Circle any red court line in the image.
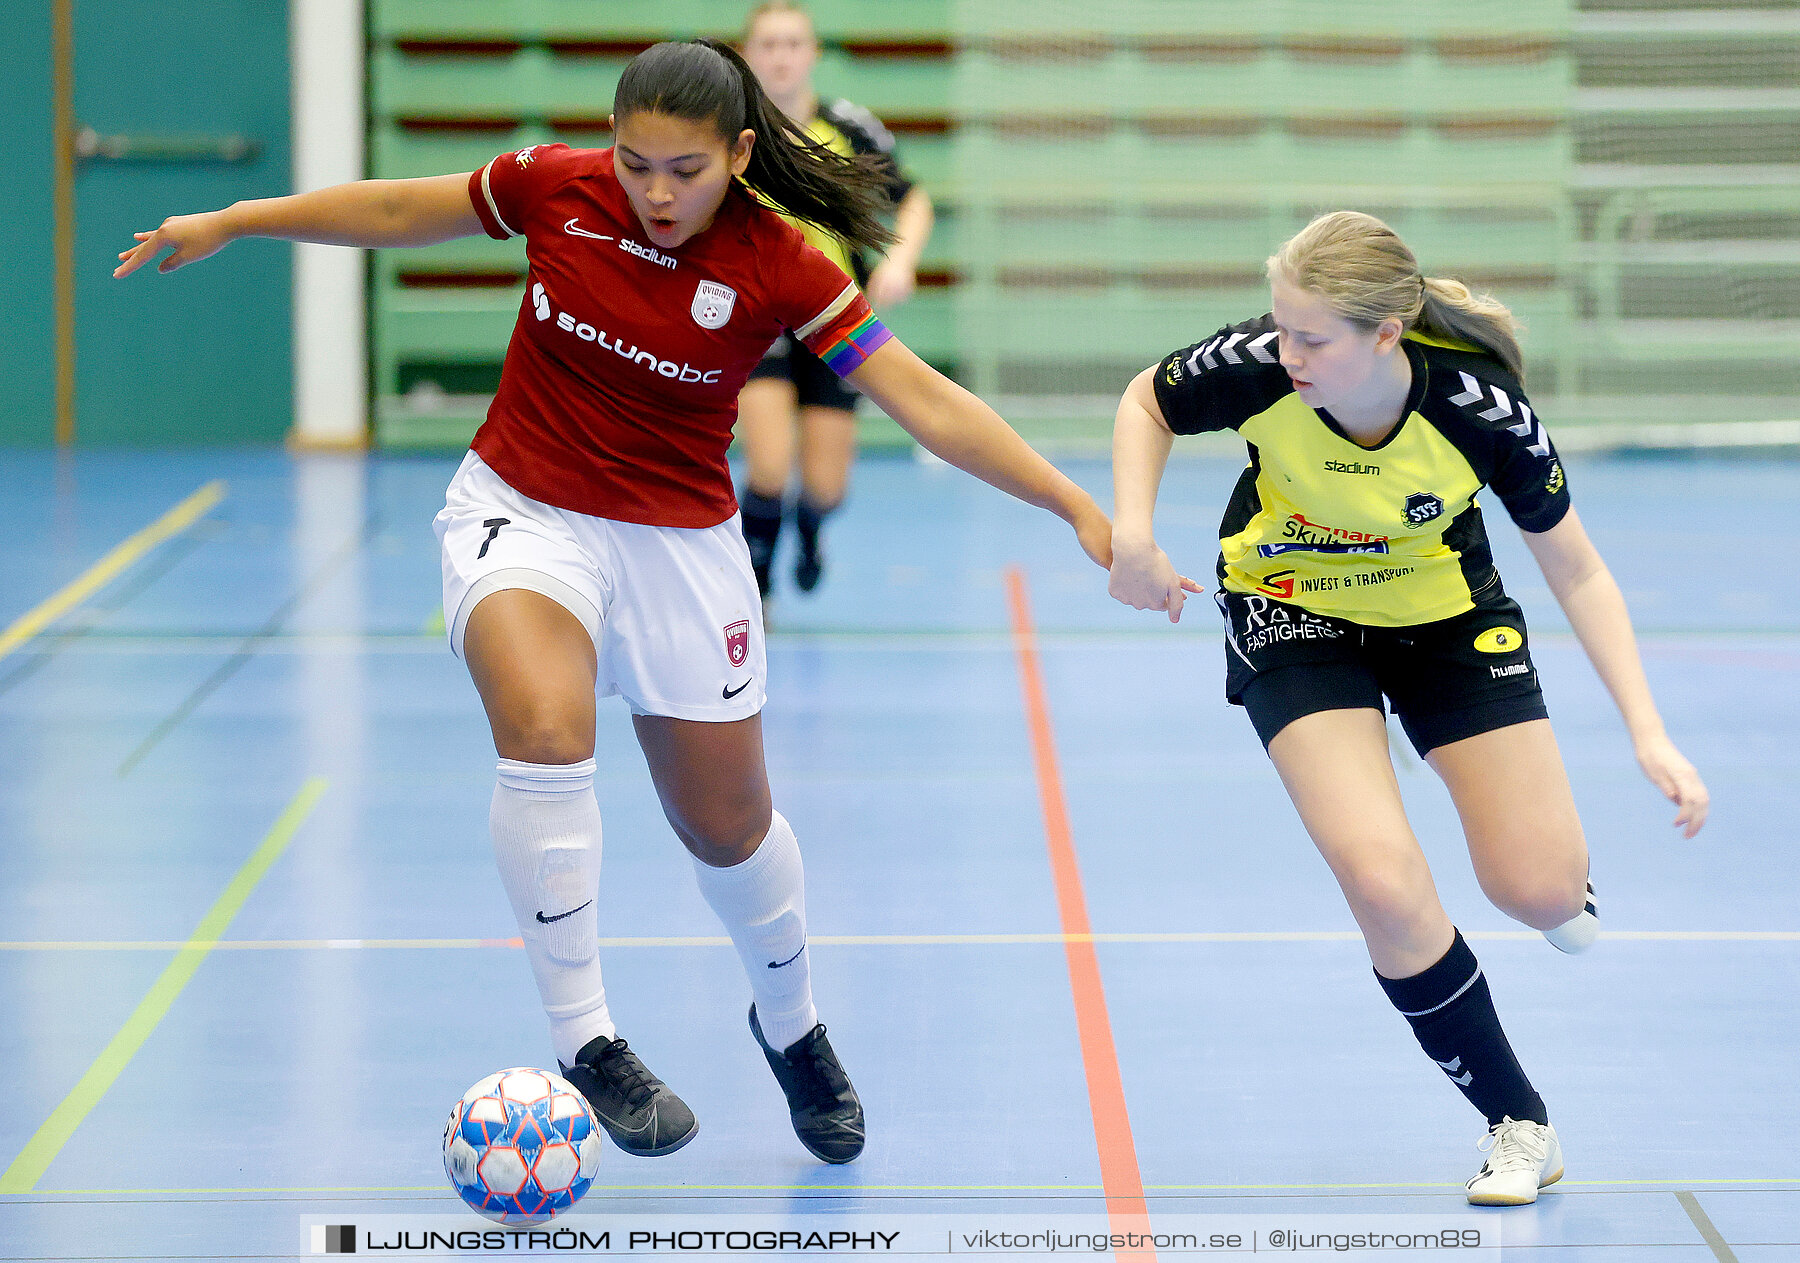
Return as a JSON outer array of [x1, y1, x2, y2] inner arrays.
[[1005, 566, 1156, 1258]]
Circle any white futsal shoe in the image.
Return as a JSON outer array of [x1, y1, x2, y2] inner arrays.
[[1466, 1117, 1564, 1205], [1544, 879, 1598, 954]]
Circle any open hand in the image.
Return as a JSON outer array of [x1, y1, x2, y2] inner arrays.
[[1634, 730, 1709, 838], [864, 259, 916, 309], [115, 210, 235, 278]]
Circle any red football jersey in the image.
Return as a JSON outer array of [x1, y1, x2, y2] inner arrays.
[[465, 145, 892, 527]]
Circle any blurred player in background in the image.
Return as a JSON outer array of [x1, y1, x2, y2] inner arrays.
[[119, 37, 1105, 1167], [736, 1, 936, 604], [1107, 211, 1708, 1204]]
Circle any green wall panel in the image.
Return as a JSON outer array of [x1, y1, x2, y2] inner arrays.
[[71, 0, 292, 445], [0, 6, 56, 445]]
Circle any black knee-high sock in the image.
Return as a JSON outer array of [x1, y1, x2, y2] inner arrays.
[[794, 494, 837, 562], [1375, 929, 1548, 1127], [739, 489, 784, 590]]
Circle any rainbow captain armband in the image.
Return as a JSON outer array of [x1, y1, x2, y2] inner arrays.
[[818, 310, 892, 375], [795, 284, 893, 376]]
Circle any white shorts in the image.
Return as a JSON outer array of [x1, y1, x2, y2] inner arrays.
[[434, 451, 766, 721]]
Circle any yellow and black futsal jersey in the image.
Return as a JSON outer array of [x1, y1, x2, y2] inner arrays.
[[1154, 313, 1570, 628], [780, 100, 914, 285]]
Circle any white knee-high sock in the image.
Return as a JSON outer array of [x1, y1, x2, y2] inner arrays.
[[491, 757, 615, 1065], [691, 810, 817, 1051]]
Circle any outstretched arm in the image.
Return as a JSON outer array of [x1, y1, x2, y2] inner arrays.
[[115, 173, 482, 277], [844, 339, 1111, 568], [1523, 508, 1709, 836], [1108, 366, 1205, 622]]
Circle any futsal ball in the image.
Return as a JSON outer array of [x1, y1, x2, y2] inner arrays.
[[442, 1068, 601, 1223]]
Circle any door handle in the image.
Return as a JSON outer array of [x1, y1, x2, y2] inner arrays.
[[74, 126, 261, 164]]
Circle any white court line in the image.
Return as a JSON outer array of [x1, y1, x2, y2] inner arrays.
[[8, 1175, 1799, 1198], [31, 628, 1800, 658], [2, 930, 1796, 952]]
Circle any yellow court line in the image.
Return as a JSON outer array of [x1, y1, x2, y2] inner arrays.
[[3, 929, 1798, 952], [0, 777, 328, 1195], [0, 480, 226, 664]]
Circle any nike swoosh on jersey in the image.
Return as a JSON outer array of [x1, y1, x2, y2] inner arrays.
[[722, 680, 751, 699], [563, 218, 614, 241]]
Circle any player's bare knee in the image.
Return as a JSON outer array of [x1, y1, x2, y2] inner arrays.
[[802, 485, 845, 514], [1337, 857, 1437, 939], [1481, 863, 1586, 931], [675, 802, 773, 868], [491, 702, 595, 765]]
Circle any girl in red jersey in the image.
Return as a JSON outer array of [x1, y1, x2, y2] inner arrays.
[[119, 38, 1110, 1166]]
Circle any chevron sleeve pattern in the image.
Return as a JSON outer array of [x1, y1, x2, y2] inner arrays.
[[1153, 314, 1291, 436], [1427, 353, 1572, 534]]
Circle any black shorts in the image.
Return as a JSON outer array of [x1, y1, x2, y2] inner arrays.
[[1217, 589, 1549, 756], [747, 332, 860, 412]]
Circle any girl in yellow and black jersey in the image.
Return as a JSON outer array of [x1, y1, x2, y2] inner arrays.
[[735, 0, 936, 603], [1109, 211, 1709, 1206]]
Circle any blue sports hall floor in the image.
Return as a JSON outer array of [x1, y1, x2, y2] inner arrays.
[[0, 446, 1795, 1261]]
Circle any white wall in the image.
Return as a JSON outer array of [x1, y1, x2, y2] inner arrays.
[[289, 0, 366, 448]]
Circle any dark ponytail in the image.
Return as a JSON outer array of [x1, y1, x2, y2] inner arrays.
[[612, 39, 896, 254]]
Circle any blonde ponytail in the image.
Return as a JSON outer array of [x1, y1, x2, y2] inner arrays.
[[1417, 275, 1524, 380], [1268, 211, 1526, 382]]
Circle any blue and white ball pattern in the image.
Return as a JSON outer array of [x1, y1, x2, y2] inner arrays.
[[442, 1068, 601, 1223]]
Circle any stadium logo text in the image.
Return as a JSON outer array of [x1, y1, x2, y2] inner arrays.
[[620, 238, 678, 269]]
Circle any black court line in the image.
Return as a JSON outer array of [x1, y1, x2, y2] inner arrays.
[[114, 516, 376, 779], [1676, 1190, 1740, 1262]]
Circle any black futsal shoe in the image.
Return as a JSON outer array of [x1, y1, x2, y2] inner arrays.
[[560, 1035, 698, 1157], [793, 547, 824, 593], [749, 1005, 865, 1164]]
